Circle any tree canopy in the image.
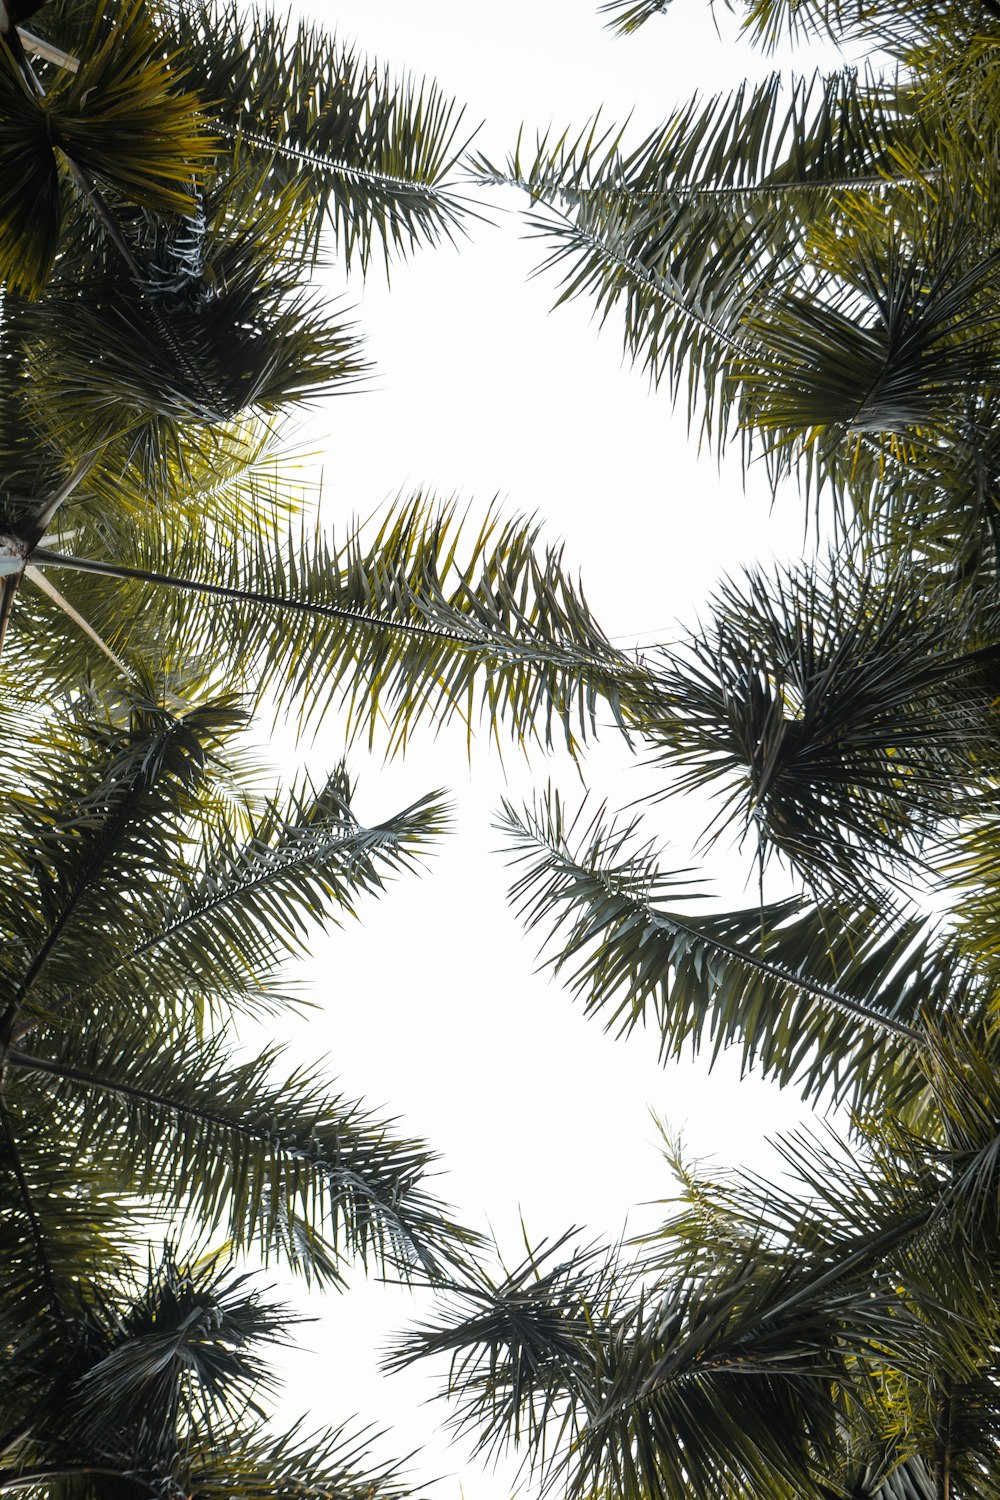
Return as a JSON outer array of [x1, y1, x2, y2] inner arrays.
[[5, 0, 1000, 1498]]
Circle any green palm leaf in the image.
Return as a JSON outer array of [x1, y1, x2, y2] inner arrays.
[[386, 1233, 627, 1471], [498, 788, 977, 1108], [641, 556, 1000, 893], [9, 1028, 472, 1281], [0, 0, 213, 297], [0, 686, 241, 1027], [474, 70, 937, 440], [61, 774, 450, 1033], [160, 0, 472, 271], [18, 183, 364, 477], [26, 498, 645, 748]]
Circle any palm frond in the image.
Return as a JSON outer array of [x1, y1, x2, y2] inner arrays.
[[474, 71, 938, 441], [386, 1232, 628, 1472], [161, 0, 473, 272], [598, 0, 671, 36], [60, 774, 450, 1033], [497, 788, 975, 1108], [0, 685, 244, 1023], [185, 1420, 414, 1500], [27, 497, 646, 748], [19, 197, 364, 477], [0, 1094, 133, 1349], [737, 221, 1000, 495], [0, 0, 213, 297], [59, 1251, 286, 1459], [641, 555, 1000, 893], [8, 1028, 475, 1281]]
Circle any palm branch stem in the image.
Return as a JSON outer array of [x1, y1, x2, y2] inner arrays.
[[0, 1100, 63, 1322], [489, 164, 900, 207], [555, 210, 742, 352], [0, 10, 41, 96], [219, 121, 454, 197], [8, 1047, 375, 1181], [934, 1386, 952, 1500], [638, 905, 923, 1043], [65, 160, 142, 274], [0, 575, 20, 660], [30, 546, 529, 651], [23, 565, 133, 678], [474, 163, 745, 351], [26, 455, 100, 544]]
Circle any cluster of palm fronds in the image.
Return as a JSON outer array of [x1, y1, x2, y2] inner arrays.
[[10, 0, 1000, 1494], [0, 0, 480, 1468], [0, 1, 644, 1496], [380, 0, 1000, 1496]]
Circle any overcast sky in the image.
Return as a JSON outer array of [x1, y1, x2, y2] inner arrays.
[[255, 4, 858, 1495]]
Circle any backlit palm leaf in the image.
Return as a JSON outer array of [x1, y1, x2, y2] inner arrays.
[[497, 788, 978, 1109], [641, 556, 1000, 892], [0, 0, 213, 297], [25, 498, 646, 749], [9, 1028, 470, 1281], [151, 0, 472, 272]]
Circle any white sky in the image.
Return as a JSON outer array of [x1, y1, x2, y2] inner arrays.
[[254, 3, 860, 1495]]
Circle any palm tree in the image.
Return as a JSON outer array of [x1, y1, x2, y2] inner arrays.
[[0, 5, 652, 1494], [474, 0, 1000, 572], [374, 4, 1000, 1497], [0, 1241, 426, 1500], [0, 667, 482, 1496], [0, 0, 642, 756], [392, 1046, 1000, 1497]]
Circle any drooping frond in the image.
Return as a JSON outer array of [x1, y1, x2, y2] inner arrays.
[[641, 555, 1000, 893], [497, 788, 976, 1109], [473, 70, 939, 446], [43, 1251, 287, 1463], [155, 0, 473, 272], [386, 1232, 629, 1473], [9, 1028, 474, 1282], [60, 774, 450, 1032]]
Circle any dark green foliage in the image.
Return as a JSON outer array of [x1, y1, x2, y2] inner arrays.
[[374, 2, 1000, 1497]]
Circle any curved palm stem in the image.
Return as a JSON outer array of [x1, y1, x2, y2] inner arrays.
[[11, 1048, 259, 1136], [0, 1102, 61, 1321], [25, 454, 96, 543], [639, 908, 923, 1043], [218, 123, 454, 200], [23, 566, 131, 677], [31, 547, 485, 647]]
